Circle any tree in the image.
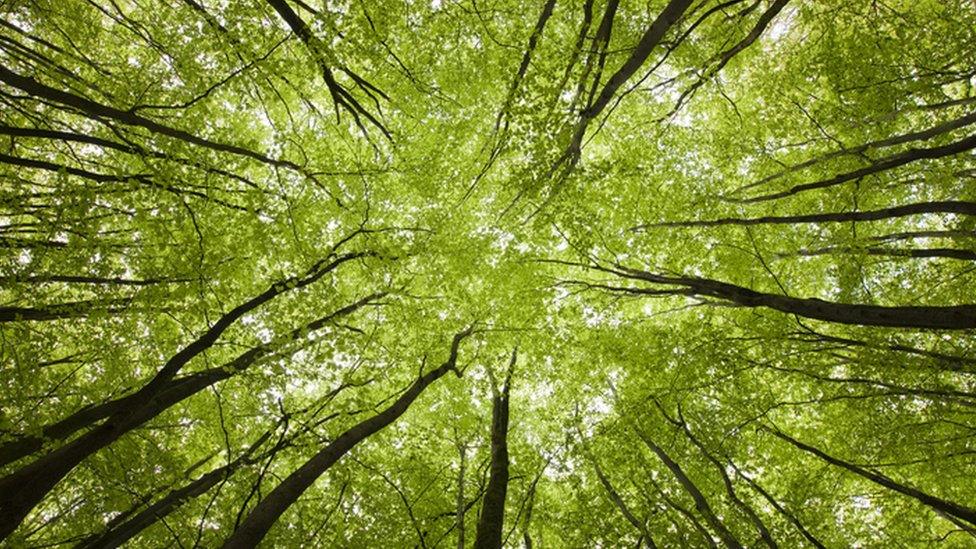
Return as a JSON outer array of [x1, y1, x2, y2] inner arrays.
[[1, 0, 974, 546]]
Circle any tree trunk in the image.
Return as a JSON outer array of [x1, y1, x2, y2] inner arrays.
[[474, 348, 516, 549], [769, 428, 976, 527], [0, 66, 301, 172], [634, 427, 743, 549], [612, 265, 976, 330], [743, 133, 976, 203], [640, 200, 976, 229], [0, 258, 368, 541], [456, 442, 467, 549], [0, 293, 379, 468], [78, 430, 276, 549], [221, 328, 472, 548]]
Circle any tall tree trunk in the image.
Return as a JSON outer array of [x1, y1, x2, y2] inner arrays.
[[730, 464, 827, 549], [660, 405, 776, 548], [0, 255, 367, 541], [634, 427, 743, 549], [785, 245, 976, 261], [456, 441, 467, 549], [631, 200, 976, 231], [473, 348, 517, 549], [0, 299, 130, 322], [606, 264, 976, 330], [638, 200, 976, 229], [581, 435, 658, 548], [734, 110, 976, 196], [582, 0, 694, 120], [742, 133, 976, 203], [78, 429, 278, 549], [221, 327, 473, 548], [0, 293, 380, 468], [0, 66, 302, 172], [768, 428, 976, 527]]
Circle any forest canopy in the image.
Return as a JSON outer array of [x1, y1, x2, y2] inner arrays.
[[1, 0, 975, 546]]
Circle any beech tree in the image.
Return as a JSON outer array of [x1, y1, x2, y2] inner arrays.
[[1, 0, 974, 547]]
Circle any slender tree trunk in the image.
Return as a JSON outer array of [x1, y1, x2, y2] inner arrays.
[[638, 200, 976, 229], [768, 428, 976, 526], [777, 246, 976, 261], [786, 246, 976, 261], [0, 299, 130, 322], [221, 328, 473, 548], [456, 442, 467, 549], [789, 330, 976, 373], [649, 477, 718, 548], [735, 111, 976, 196], [610, 265, 976, 329], [583, 0, 694, 120], [78, 430, 276, 549], [667, 0, 790, 117], [0, 372, 213, 467], [730, 464, 827, 549], [474, 349, 516, 549], [743, 133, 976, 203], [0, 256, 367, 540], [662, 407, 776, 548], [0, 66, 302, 172], [634, 428, 743, 549], [584, 441, 658, 548], [264, 0, 389, 137], [0, 294, 380, 468]]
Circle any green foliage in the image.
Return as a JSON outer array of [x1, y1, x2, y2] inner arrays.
[[1, 0, 975, 547]]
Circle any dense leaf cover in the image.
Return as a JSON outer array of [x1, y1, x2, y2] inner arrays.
[[1, 0, 975, 546]]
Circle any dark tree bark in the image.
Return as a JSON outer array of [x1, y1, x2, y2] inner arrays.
[[636, 200, 976, 229], [0, 124, 265, 191], [578, 425, 658, 548], [634, 427, 743, 549], [562, 0, 693, 162], [730, 463, 827, 549], [0, 252, 366, 541], [456, 440, 467, 549], [221, 327, 474, 548], [668, 0, 790, 117], [0, 293, 380, 467], [768, 428, 976, 527], [735, 111, 976, 196], [474, 348, 517, 549], [0, 152, 249, 212], [788, 330, 976, 374], [77, 429, 279, 549], [265, 0, 389, 137], [0, 274, 185, 286], [659, 405, 776, 548], [582, 0, 694, 121], [604, 264, 976, 330], [0, 66, 304, 172], [649, 476, 719, 548], [0, 299, 130, 322], [786, 246, 976, 261], [742, 133, 976, 203]]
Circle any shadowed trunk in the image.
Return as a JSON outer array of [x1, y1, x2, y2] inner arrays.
[[604, 264, 976, 330], [768, 428, 976, 527], [578, 424, 658, 548], [634, 427, 743, 549], [474, 348, 516, 549], [638, 200, 976, 229], [221, 327, 473, 548], [0, 253, 366, 541], [77, 429, 278, 549], [0, 293, 380, 468]]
